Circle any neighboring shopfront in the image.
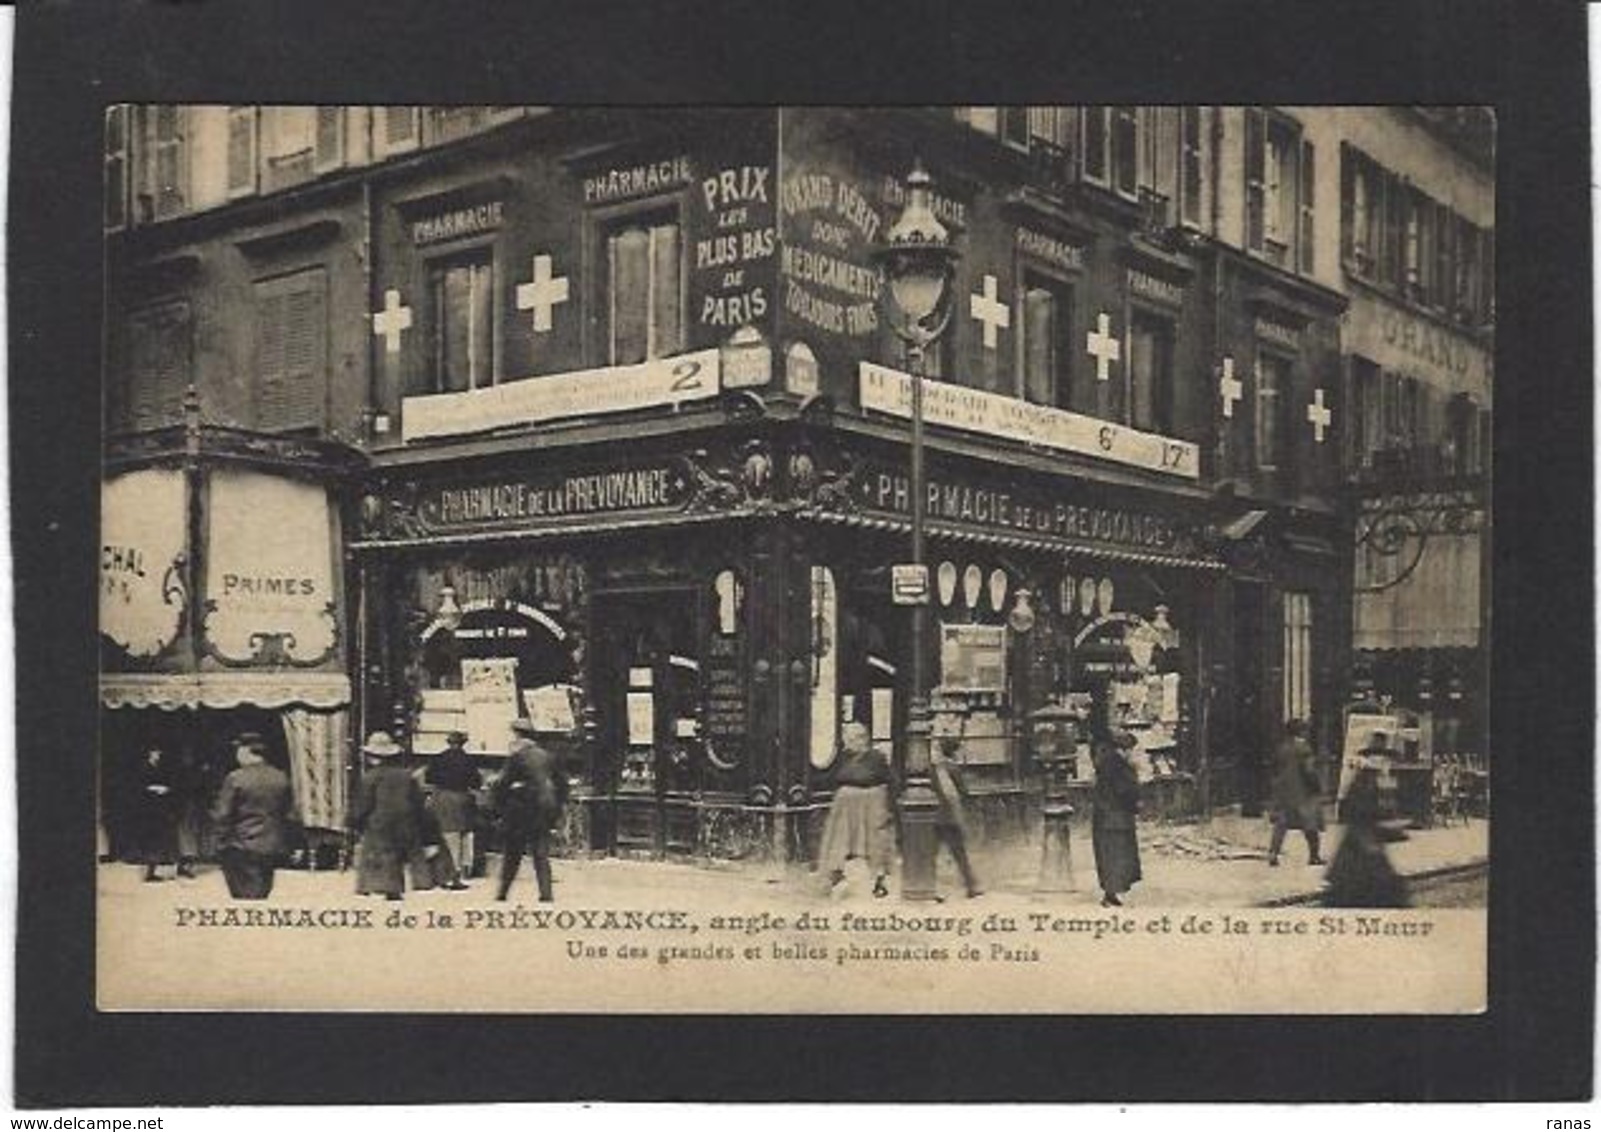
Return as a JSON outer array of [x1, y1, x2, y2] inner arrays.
[[99, 443, 354, 862]]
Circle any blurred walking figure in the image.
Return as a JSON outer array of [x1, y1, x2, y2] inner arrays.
[[1091, 722, 1142, 907], [211, 733, 295, 899], [1324, 769, 1411, 908], [931, 739, 982, 899], [132, 746, 179, 883], [1268, 719, 1325, 867], [493, 718, 569, 902], [352, 731, 424, 901], [817, 722, 894, 898], [425, 730, 482, 880], [409, 805, 467, 892]]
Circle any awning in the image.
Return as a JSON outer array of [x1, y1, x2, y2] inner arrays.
[[798, 510, 1226, 572], [100, 671, 352, 711]]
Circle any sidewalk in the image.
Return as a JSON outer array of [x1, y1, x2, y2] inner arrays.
[[99, 812, 1487, 911]]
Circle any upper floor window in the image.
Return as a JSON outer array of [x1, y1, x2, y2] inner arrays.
[[254, 269, 328, 432], [137, 105, 188, 223], [429, 249, 497, 393], [1179, 107, 1205, 227], [104, 106, 131, 231], [1128, 310, 1175, 435], [1081, 107, 1140, 198], [1254, 350, 1290, 471], [1017, 272, 1073, 409], [118, 301, 192, 431], [1245, 109, 1313, 273], [603, 210, 684, 366]]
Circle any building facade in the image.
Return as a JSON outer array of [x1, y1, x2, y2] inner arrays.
[[100, 106, 1492, 861]]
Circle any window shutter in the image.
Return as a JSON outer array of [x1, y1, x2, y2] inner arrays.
[[226, 106, 258, 198], [1082, 108, 1108, 183], [1112, 107, 1138, 197], [1339, 143, 1355, 264], [104, 105, 130, 230], [1180, 107, 1204, 227], [379, 107, 420, 155], [1000, 107, 1029, 149], [314, 107, 345, 172], [649, 222, 683, 358], [1298, 138, 1315, 274], [1244, 109, 1265, 251], [153, 106, 187, 218], [126, 303, 191, 429], [256, 271, 326, 431]]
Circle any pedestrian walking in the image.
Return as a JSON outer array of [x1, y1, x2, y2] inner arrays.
[[817, 722, 894, 897], [492, 718, 569, 903], [132, 746, 180, 883], [210, 733, 296, 900], [1268, 718, 1325, 867], [408, 805, 467, 892], [352, 731, 425, 901], [424, 730, 482, 881], [1323, 768, 1411, 908], [1091, 722, 1142, 907], [930, 740, 983, 899]]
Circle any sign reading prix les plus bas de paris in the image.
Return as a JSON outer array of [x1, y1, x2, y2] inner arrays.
[[403, 350, 722, 443], [859, 362, 1200, 480]]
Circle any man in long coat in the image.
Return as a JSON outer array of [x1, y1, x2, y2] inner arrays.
[[1091, 728, 1142, 907], [1268, 718, 1325, 867], [352, 731, 424, 900], [493, 718, 569, 902], [211, 733, 295, 899]]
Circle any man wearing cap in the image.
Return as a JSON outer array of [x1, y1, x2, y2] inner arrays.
[[352, 731, 425, 901], [425, 730, 483, 881], [492, 718, 569, 902], [210, 732, 295, 900]]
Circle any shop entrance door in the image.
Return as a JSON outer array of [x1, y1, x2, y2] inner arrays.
[[1232, 582, 1268, 816], [590, 586, 702, 858]]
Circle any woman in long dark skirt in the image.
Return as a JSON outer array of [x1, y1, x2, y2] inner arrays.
[[1091, 725, 1142, 907], [132, 747, 180, 882]]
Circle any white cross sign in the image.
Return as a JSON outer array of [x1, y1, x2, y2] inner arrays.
[[516, 254, 570, 333], [969, 274, 1010, 350], [1086, 311, 1120, 381], [371, 289, 413, 355], [1219, 356, 1244, 419], [1307, 387, 1333, 443]]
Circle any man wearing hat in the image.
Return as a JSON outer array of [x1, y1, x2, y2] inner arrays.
[[492, 717, 570, 902], [425, 730, 483, 881], [351, 730, 424, 900], [210, 732, 295, 899]]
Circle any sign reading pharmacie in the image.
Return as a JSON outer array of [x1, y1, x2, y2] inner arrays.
[[859, 362, 1200, 481], [853, 463, 1197, 557], [403, 349, 721, 443], [399, 462, 693, 536]]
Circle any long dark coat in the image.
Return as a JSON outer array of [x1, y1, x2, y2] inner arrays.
[[132, 756, 181, 864], [493, 739, 567, 831], [1270, 736, 1324, 832], [211, 762, 295, 856], [353, 762, 425, 896], [1091, 742, 1142, 896]]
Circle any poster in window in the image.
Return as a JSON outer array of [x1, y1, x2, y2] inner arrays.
[[939, 623, 1008, 692], [461, 657, 520, 752], [627, 691, 656, 746]]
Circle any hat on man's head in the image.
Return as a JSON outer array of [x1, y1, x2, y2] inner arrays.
[[234, 731, 267, 754], [445, 730, 470, 747], [361, 730, 404, 758]]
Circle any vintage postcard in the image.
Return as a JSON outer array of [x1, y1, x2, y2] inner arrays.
[[96, 105, 1490, 1013]]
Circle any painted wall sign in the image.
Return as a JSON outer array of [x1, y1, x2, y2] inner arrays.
[[403, 349, 721, 442], [1253, 316, 1301, 351], [203, 471, 339, 668], [779, 168, 884, 338], [1128, 268, 1185, 307], [418, 464, 687, 531], [881, 173, 968, 229], [411, 200, 505, 245], [582, 155, 695, 204], [859, 362, 1201, 480], [858, 467, 1185, 553], [1342, 293, 1489, 395], [100, 468, 188, 659], [1016, 228, 1085, 272], [694, 164, 776, 328]]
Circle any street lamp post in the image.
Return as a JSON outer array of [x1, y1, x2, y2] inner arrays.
[[873, 161, 959, 902]]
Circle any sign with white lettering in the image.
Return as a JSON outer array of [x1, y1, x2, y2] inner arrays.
[[462, 657, 521, 753], [418, 464, 687, 531], [1128, 268, 1185, 307], [859, 362, 1201, 480], [1343, 291, 1490, 397], [583, 156, 695, 205], [101, 469, 188, 659], [403, 349, 721, 442], [411, 201, 505, 245], [1016, 228, 1085, 272], [203, 471, 339, 667]]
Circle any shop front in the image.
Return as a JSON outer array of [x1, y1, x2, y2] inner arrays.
[[99, 458, 352, 865]]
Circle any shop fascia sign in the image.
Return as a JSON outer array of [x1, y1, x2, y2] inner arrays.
[[404, 349, 721, 443], [859, 362, 1200, 480], [410, 462, 690, 534]]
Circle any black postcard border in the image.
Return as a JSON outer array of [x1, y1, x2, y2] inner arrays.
[[10, 0, 1593, 1105]]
